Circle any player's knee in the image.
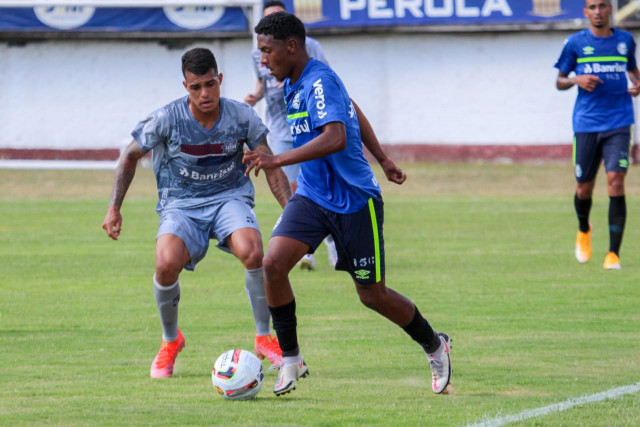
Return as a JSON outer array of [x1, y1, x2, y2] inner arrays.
[[357, 287, 384, 310], [263, 253, 285, 279], [239, 247, 264, 270], [155, 257, 182, 284]]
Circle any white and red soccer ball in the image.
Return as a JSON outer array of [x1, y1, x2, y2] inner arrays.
[[212, 349, 264, 400]]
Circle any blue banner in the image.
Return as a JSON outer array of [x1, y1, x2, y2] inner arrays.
[[0, 1, 584, 33], [0, 6, 247, 32], [284, 0, 585, 28]]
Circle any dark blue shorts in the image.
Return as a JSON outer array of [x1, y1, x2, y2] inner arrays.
[[272, 194, 385, 285], [573, 126, 631, 183]]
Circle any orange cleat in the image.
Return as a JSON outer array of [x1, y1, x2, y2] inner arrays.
[[603, 252, 621, 270], [254, 334, 283, 371], [150, 329, 185, 378], [575, 225, 592, 263]]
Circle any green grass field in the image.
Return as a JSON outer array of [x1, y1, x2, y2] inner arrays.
[[1, 163, 639, 426]]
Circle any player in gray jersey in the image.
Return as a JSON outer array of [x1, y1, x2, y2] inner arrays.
[[244, 0, 336, 271], [102, 47, 292, 379]]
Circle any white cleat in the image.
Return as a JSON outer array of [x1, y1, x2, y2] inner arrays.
[[325, 235, 338, 268], [428, 333, 452, 394], [273, 358, 309, 396], [299, 254, 316, 271]]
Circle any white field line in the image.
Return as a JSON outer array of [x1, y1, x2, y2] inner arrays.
[[0, 160, 117, 170], [467, 382, 640, 427]]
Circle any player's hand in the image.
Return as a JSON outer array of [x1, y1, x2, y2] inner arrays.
[[243, 150, 278, 177], [575, 74, 603, 92], [102, 206, 122, 240], [628, 81, 640, 97], [380, 158, 407, 185], [244, 94, 258, 106]]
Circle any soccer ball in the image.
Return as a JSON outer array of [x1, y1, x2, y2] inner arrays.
[[212, 349, 264, 400]]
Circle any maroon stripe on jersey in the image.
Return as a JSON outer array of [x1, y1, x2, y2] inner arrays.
[[181, 144, 224, 156]]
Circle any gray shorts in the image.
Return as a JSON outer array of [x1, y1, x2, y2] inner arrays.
[[269, 138, 300, 183], [157, 199, 260, 271]]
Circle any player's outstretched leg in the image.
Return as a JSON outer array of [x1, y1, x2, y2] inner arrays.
[[274, 356, 309, 396]]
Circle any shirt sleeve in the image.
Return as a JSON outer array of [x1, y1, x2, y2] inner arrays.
[[131, 107, 171, 153], [245, 105, 269, 150], [305, 73, 348, 130], [554, 37, 577, 75]]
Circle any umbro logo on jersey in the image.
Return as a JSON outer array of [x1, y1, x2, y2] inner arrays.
[[583, 46, 595, 55], [313, 78, 328, 119]]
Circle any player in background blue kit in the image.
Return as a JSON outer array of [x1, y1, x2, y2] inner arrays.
[[555, 0, 640, 270], [244, 0, 336, 271], [244, 12, 452, 396], [102, 48, 291, 378]]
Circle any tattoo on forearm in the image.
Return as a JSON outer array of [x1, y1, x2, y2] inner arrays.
[[266, 169, 292, 208]]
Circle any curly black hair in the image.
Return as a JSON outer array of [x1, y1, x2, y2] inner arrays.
[[264, 0, 286, 9], [181, 47, 218, 77], [254, 11, 305, 43]]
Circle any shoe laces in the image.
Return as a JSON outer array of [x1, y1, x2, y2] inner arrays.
[[258, 335, 281, 355]]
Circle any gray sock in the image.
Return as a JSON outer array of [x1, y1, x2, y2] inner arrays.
[[153, 275, 180, 342], [245, 267, 271, 336]]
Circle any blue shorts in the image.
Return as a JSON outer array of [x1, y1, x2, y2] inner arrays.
[[157, 199, 260, 271], [272, 194, 385, 285], [574, 126, 631, 183], [268, 138, 300, 183]]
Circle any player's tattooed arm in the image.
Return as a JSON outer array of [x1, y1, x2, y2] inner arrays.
[[253, 138, 292, 208], [102, 140, 146, 240]]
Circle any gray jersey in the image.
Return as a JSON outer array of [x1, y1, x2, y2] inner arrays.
[[251, 36, 328, 144], [132, 96, 268, 212]]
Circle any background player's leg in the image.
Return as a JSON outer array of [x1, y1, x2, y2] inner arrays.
[[575, 180, 595, 263], [606, 171, 626, 268]]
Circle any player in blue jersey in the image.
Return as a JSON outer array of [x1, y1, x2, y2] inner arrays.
[[555, 0, 640, 270], [244, 12, 452, 396], [244, 0, 336, 271], [101, 48, 292, 378]]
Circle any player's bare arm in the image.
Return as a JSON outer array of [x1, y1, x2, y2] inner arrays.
[[556, 70, 602, 92], [101, 139, 146, 240], [243, 121, 346, 176], [352, 99, 406, 185], [628, 67, 640, 96], [253, 138, 292, 208]]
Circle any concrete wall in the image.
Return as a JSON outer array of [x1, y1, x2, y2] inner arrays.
[[0, 30, 634, 156]]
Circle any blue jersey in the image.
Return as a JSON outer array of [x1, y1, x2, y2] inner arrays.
[[555, 28, 637, 133], [132, 96, 268, 212], [284, 59, 380, 214]]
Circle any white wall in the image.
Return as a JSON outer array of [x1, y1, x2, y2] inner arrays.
[[0, 30, 626, 150]]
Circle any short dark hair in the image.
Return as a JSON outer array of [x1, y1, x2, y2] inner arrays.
[[255, 11, 305, 43], [181, 47, 218, 77], [264, 0, 286, 9]]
